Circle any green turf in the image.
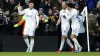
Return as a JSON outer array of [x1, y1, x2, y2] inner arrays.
[[0, 52, 100, 56]]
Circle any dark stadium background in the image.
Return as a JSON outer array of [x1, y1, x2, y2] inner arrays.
[[0, 0, 100, 52]]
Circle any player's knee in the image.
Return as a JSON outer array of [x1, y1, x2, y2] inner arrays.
[[71, 34, 75, 39], [31, 36, 34, 39], [62, 35, 66, 39], [23, 35, 28, 39], [71, 34, 77, 39]]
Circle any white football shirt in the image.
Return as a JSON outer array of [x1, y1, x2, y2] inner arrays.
[[18, 7, 39, 29], [60, 9, 70, 27]]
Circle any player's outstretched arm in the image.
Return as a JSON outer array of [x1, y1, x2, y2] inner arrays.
[[17, 2, 25, 15]]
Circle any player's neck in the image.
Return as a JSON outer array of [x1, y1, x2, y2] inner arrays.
[[29, 8, 33, 10], [68, 7, 71, 10], [63, 8, 67, 10], [68, 7, 72, 11]]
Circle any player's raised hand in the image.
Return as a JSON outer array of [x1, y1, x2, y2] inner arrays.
[[14, 24, 19, 28], [18, 2, 21, 7]]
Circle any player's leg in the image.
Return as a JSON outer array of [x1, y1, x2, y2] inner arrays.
[[23, 35, 30, 52], [23, 35, 30, 47], [71, 34, 79, 52], [57, 35, 66, 52], [23, 28, 30, 52], [71, 28, 82, 52], [65, 26, 74, 52], [28, 29, 35, 52], [29, 36, 35, 52], [57, 25, 70, 52], [66, 38, 75, 52]]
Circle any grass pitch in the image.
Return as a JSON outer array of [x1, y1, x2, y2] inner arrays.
[[0, 52, 100, 56]]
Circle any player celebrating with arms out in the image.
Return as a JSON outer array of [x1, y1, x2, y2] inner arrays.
[[14, 1, 39, 52], [56, 1, 75, 52]]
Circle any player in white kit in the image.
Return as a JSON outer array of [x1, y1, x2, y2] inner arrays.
[[56, 1, 75, 52], [16, 1, 39, 52], [66, 3, 82, 52]]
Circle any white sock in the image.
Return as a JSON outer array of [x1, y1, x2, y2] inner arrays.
[[66, 38, 74, 48], [74, 43, 78, 50], [72, 38, 81, 48], [24, 38, 30, 48], [59, 39, 65, 50], [30, 39, 34, 51]]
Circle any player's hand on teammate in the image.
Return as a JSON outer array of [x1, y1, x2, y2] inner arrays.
[[14, 24, 19, 28], [36, 25, 39, 29]]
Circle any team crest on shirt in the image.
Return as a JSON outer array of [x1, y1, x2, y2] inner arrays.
[[26, 15, 32, 17], [63, 15, 66, 19]]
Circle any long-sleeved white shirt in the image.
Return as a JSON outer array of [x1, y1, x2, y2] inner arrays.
[[59, 9, 70, 27], [18, 7, 39, 29]]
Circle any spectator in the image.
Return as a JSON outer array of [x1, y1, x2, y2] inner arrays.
[[39, 8, 49, 35], [13, 9, 23, 22], [53, 6, 59, 19], [68, 0, 75, 3], [88, 10, 97, 51], [39, 0, 45, 9], [96, 26, 100, 51], [23, 1, 29, 9], [44, 0, 53, 15], [58, 0, 63, 4], [8, 0, 17, 14], [96, 40, 100, 51], [96, 0, 100, 26], [96, 0, 100, 51], [39, 8, 49, 23], [25, 0, 30, 3], [48, 8, 57, 36]]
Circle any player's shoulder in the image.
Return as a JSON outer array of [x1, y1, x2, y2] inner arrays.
[[60, 9, 64, 13], [32, 8, 38, 12], [24, 8, 29, 10], [72, 8, 77, 12], [72, 8, 78, 14]]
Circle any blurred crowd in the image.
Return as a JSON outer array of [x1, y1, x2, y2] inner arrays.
[[0, 0, 100, 51]]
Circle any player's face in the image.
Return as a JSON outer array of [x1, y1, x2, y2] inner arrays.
[[29, 3, 34, 9], [62, 4, 66, 9]]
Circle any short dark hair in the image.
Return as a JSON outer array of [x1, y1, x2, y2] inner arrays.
[[66, 2, 74, 8], [29, 1, 34, 3], [90, 8, 97, 15], [14, 9, 18, 12]]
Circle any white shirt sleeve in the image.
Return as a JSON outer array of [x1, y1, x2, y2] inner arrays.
[[59, 10, 62, 18], [35, 10, 39, 26], [65, 9, 77, 20], [18, 7, 26, 15], [76, 15, 85, 22]]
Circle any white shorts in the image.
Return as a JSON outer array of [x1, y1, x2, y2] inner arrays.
[[61, 25, 70, 37], [23, 27, 36, 36], [71, 28, 79, 36]]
